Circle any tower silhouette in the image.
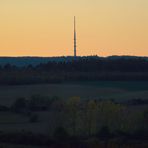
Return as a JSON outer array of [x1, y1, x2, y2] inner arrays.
[[74, 16, 77, 57]]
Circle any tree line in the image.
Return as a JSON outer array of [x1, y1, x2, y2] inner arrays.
[[0, 95, 148, 147], [1, 57, 148, 84]]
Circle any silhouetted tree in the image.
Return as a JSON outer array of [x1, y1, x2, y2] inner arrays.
[[11, 97, 28, 113]]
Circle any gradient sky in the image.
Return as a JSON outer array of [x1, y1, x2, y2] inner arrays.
[[0, 0, 148, 57]]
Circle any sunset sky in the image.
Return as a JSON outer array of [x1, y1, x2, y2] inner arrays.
[[0, 0, 148, 57]]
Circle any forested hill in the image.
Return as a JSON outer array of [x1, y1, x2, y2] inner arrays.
[[0, 56, 73, 67], [0, 55, 147, 67], [1, 55, 148, 84]]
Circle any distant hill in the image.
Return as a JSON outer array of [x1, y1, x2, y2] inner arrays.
[[0, 56, 74, 67], [1, 55, 148, 84], [0, 56, 147, 67]]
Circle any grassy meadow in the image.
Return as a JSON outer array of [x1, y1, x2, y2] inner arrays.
[[0, 81, 148, 106], [0, 81, 147, 147]]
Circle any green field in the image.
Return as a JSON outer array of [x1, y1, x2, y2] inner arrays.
[[0, 81, 148, 134], [0, 81, 148, 106]]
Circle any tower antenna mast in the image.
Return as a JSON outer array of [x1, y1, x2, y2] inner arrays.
[[74, 16, 77, 57]]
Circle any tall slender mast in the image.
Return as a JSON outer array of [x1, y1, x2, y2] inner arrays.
[[74, 16, 77, 57]]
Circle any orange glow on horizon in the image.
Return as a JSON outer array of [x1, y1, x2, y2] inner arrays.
[[0, 0, 148, 57]]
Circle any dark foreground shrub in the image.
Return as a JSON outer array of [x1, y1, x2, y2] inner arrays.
[[53, 127, 70, 142], [29, 114, 39, 123], [11, 97, 28, 113], [0, 105, 9, 111], [96, 126, 112, 140]]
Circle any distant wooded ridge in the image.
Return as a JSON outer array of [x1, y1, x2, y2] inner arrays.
[[0, 55, 148, 67], [0, 56, 148, 84]]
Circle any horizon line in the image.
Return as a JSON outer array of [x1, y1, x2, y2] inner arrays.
[[0, 55, 147, 58]]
